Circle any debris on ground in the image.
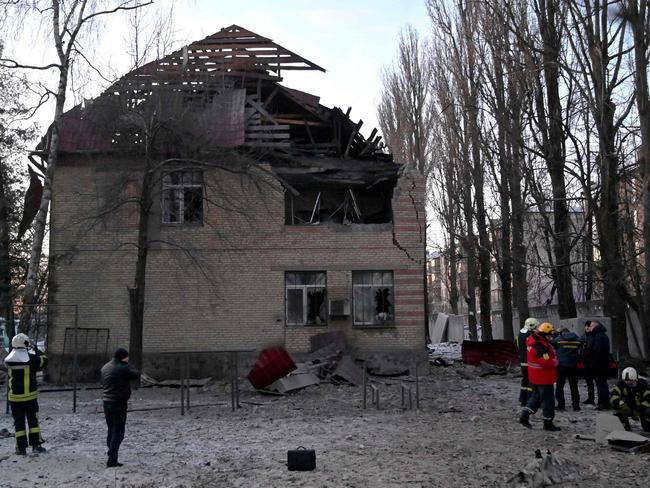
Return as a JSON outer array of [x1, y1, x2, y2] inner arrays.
[[427, 341, 462, 364], [247, 347, 297, 389], [506, 450, 595, 487]]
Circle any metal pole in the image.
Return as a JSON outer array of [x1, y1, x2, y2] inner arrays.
[[73, 305, 78, 414], [234, 352, 239, 409], [230, 352, 236, 412], [185, 354, 190, 412], [415, 362, 420, 409], [362, 362, 367, 409], [180, 356, 185, 416]]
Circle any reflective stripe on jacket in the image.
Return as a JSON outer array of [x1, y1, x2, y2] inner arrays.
[[552, 331, 581, 368], [526, 332, 558, 385], [610, 378, 650, 416], [4, 349, 46, 402]]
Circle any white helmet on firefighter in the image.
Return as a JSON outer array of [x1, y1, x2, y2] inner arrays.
[[524, 317, 539, 331], [622, 367, 638, 381], [11, 333, 31, 349]]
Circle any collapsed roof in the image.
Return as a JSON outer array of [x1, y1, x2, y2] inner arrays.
[[47, 25, 399, 188]]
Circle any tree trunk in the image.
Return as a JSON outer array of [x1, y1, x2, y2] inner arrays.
[[128, 163, 153, 380], [537, 0, 576, 318], [0, 159, 13, 334]]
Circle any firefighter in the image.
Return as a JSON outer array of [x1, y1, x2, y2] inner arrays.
[[610, 367, 650, 432], [518, 322, 561, 431], [552, 327, 582, 411], [516, 317, 539, 406], [4, 333, 47, 455]]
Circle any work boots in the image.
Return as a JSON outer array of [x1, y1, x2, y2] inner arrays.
[[519, 410, 532, 429], [543, 420, 561, 432], [32, 445, 46, 454], [15, 447, 26, 455]]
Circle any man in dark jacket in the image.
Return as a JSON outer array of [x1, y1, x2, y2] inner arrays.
[[4, 333, 47, 455], [515, 317, 539, 406], [586, 321, 611, 409], [610, 367, 650, 432], [101, 348, 140, 468], [580, 321, 595, 404], [552, 328, 582, 411]]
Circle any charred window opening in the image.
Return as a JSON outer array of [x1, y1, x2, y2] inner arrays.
[[285, 271, 327, 326], [285, 184, 393, 225], [162, 170, 203, 224], [353, 271, 394, 327]]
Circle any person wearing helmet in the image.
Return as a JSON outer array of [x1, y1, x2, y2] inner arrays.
[[515, 317, 539, 406], [552, 327, 582, 411], [610, 367, 650, 432], [518, 322, 561, 431], [3, 333, 47, 455]]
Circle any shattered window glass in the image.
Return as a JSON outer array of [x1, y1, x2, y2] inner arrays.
[[352, 271, 394, 326], [162, 170, 203, 224], [285, 271, 327, 326]]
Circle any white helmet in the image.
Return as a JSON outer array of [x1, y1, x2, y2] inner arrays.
[[11, 333, 31, 349], [622, 367, 638, 381], [524, 317, 539, 331]]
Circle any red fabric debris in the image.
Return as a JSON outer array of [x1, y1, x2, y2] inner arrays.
[[247, 347, 296, 389], [461, 340, 519, 367]]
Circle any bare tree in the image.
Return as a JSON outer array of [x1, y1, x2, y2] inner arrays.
[[0, 0, 152, 325]]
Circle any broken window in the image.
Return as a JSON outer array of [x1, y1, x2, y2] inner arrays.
[[285, 271, 327, 326], [162, 170, 203, 224], [352, 271, 394, 326], [285, 186, 393, 225]]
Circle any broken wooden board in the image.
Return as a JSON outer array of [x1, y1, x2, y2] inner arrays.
[[268, 373, 320, 393], [140, 372, 212, 388], [606, 430, 650, 452]]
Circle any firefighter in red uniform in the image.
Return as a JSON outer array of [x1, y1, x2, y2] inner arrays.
[[518, 322, 561, 431]]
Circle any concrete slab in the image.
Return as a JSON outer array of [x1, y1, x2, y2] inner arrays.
[[430, 313, 449, 344], [332, 355, 364, 385], [595, 413, 626, 444], [269, 373, 320, 393]]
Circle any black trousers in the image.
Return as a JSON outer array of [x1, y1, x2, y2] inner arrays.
[[555, 366, 580, 409], [583, 368, 595, 401], [519, 366, 532, 407], [10, 399, 43, 450], [104, 400, 128, 463], [525, 384, 555, 421], [593, 370, 610, 408]]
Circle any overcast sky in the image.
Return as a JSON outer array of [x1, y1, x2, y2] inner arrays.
[[6, 0, 431, 139]]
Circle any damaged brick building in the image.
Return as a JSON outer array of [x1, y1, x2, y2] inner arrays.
[[44, 25, 426, 379]]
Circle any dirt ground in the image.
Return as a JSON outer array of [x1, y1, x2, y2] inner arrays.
[[1, 363, 649, 488]]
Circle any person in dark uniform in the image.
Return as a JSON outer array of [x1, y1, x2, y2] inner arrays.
[[101, 348, 140, 468], [4, 333, 47, 455], [552, 328, 582, 411], [516, 317, 539, 406], [610, 367, 650, 432]]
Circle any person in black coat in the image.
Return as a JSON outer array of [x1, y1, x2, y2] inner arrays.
[[586, 321, 611, 409], [552, 328, 582, 411], [101, 348, 141, 468], [580, 321, 595, 404]]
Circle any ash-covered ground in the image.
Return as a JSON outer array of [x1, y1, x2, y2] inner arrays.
[[1, 363, 648, 488]]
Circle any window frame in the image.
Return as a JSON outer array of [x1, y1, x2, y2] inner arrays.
[[161, 169, 204, 225], [284, 271, 328, 327], [352, 270, 395, 327]]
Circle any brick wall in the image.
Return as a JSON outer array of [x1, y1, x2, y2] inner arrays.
[[49, 157, 426, 377]]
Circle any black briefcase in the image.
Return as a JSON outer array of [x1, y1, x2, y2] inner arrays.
[[287, 447, 316, 471]]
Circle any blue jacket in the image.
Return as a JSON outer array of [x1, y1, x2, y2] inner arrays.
[[552, 331, 581, 368]]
